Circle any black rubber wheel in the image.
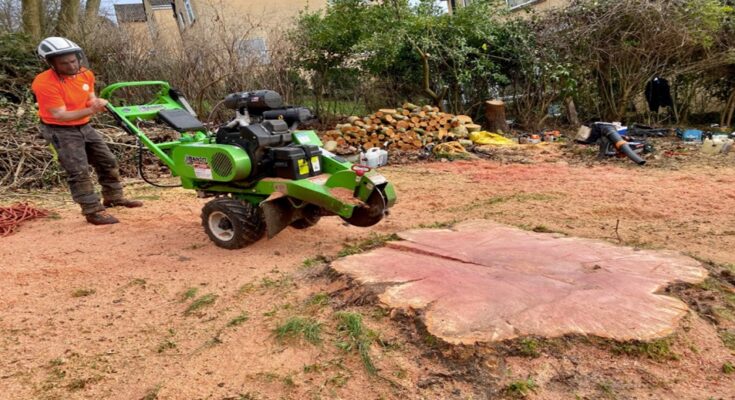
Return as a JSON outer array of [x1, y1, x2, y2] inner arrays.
[[290, 205, 321, 229], [201, 197, 265, 249]]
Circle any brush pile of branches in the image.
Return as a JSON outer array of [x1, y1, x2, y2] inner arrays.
[[0, 101, 175, 191]]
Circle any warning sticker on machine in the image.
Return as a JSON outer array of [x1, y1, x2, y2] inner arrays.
[[185, 155, 213, 180], [311, 156, 321, 172], [194, 167, 213, 180], [298, 159, 309, 175]]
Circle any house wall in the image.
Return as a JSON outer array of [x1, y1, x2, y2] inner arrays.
[[517, 0, 567, 12], [151, 7, 183, 51], [119, 21, 154, 49], [117, 0, 325, 54], [172, 0, 326, 42]]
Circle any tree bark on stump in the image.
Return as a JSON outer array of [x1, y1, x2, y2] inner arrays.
[[484, 100, 509, 133]]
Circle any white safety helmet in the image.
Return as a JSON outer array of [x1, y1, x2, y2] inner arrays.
[[37, 37, 84, 64]]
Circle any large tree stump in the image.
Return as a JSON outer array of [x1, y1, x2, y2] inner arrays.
[[332, 221, 707, 345], [484, 100, 509, 133]]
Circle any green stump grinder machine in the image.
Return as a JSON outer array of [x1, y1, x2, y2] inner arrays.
[[101, 81, 396, 249]]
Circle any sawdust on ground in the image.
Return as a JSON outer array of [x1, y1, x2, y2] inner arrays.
[[1, 150, 734, 399]]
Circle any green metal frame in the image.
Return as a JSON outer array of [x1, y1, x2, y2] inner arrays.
[[100, 81, 396, 219]]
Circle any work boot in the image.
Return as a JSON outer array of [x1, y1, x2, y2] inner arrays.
[[103, 198, 143, 208], [85, 211, 119, 225]]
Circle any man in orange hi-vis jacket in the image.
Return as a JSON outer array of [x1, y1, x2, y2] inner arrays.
[[32, 37, 142, 225]]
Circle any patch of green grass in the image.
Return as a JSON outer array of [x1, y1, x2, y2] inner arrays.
[[205, 333, 223, 347], [722, 361, 734, 374], [263, 307, 278, 317], [260, 275, 292, 289], [237, 282, 255, 296], [623, 238, 660, 250], [424, 333, 440, 348], [303, 363, 322, 373], [714, 307, 735, 322], [48, 212, 62, 220], [597, 381, 617, 399], [67, 378, 87, 391], [338, 233, 400, 257], [326, 372, 349, 387], [180, 287, 198, 302], [49, 358, 64, 367], [720, 330, 735, 351], [302, 255, 329, 268], [504, 378, 537, 398], [66, 376, 100, 391], [184, 293, 218, 315], [393, 368, 407, 379], [335, 312, 377, 375], [612, 338, 678, 361], [371, 307, 389, 320], [336, 312, 365, 338], [274, 316, 322, 344], [518, 338, 540, 357], [306, 292, 330, 307], [157, 339, 177, 353], [258, 371, 279, 383], [141, 384, 162, 400], [282, 374, 295, 387], [227, 311, 250, 327], [71, 288, 95, 298], [49, 367, 66, 379], [699, 277, 725, 292], [418, 220, 459, 229]]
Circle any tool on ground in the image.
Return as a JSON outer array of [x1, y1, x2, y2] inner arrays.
[[101, 81, 396, 249], [578, 122, 647, 165], [0, 203, 49, 237], [627, 124, 669, 138]]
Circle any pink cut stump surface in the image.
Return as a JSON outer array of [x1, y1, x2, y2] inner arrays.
[[332, 220, 708, 345]]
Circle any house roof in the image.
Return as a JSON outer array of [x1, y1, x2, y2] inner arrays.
[[114, 3, 147, 23]]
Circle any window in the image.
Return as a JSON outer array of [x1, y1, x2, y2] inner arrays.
[[507, 0, 540, 10], [149, 0, 173, 10], [237, 38, 270, 65], [184, 0, 196, 24]]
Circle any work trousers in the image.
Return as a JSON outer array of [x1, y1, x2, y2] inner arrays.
[[40, 123, 124, 215]]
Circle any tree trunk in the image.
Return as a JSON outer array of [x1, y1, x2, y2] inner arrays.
[[415, 45, 447, 112], [565, 96, 580, 126], [722, 90, 735, 128], [58, 0, 79, 37], [726, 90, 735, 129], [21, 0, 42, 40], [85, 0, 101, 22], [484, 100, 509, 133]]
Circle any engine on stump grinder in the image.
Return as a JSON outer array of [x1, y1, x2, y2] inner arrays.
[[101, 81, 396, 249]]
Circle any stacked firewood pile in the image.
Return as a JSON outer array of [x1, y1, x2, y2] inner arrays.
[[320, 103, 481, 154]]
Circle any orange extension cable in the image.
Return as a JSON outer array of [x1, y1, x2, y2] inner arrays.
[[0, 203, 49, 237]]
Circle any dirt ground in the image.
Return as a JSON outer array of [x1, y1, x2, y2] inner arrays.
[[1, 141, 735, 400]]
